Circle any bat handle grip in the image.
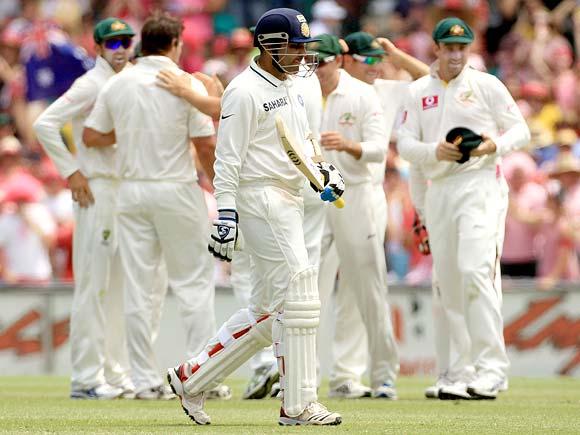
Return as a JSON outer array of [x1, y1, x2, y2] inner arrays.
[[333, 197, 345, 209]]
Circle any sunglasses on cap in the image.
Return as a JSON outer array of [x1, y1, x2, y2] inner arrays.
[[352, 53, 382, 65], [104, 37, 132, 50]]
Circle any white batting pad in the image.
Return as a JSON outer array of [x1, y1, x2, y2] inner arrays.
[[183, 308, 273, 395], [276, 267, 320, 416]]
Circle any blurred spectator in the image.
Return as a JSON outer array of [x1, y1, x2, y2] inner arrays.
[[501, 151, 546, 277], [222, 27, 255, 84], [310, 0, 346, 36], [0, 175, 55, 283]]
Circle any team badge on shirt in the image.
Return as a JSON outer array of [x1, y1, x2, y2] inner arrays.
[[102, 229, 111, 246], [422, 95, 438, 110], [339, 112, 356, 126]]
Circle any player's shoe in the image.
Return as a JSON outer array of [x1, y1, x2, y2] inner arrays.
[[371, 382, 398, 399], [279, 402, 342, 426], [499, 378, 508, 392], [438, 382, 472, 400], [328, 380, 372, 399], [467, 376, 504, 400], [167, 366, 211, 425], [243, 362, 279, 400], [425, 375, 452, 399], [270, 381, 281, 398], [206, 384, 232, 400], [135, 384, 176, 400], [70, 383, 123, 400]]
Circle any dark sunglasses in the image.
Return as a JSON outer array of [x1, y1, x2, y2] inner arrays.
[[104, 37, 132, 50]]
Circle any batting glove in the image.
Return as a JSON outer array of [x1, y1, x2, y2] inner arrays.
[[412, 212, 431, 256], [310, 162, 345, 203], [208, 209, 239, 262]]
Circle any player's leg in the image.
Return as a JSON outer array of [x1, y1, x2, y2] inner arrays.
[[426, 177, 474, 400], [231, 252, 278, 400], [69, 179, 122, 399], [117, 182, 165, 398], [458, 173, 509, 399], [330, 182, 399, 398]]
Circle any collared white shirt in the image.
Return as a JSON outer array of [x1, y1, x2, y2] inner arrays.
[[34, 56, 119, 179], [213, 58, 313, 209], [320, 69, 388, 186], [398, 62, 530, 181], [85, 55, 214, 183]]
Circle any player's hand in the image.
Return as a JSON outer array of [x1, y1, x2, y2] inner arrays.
[[312, 162, 345, 203], [193, 72, 224, 98], [208, 209, 239, 262], [320, 131, 350, 152], [68, 170, 94, 208], [412, 212, 431, 255], [470, 134, 497, 157], [156, 69, 191, 98], [436, 139, 462, 162], [376, 37, 397, 56]]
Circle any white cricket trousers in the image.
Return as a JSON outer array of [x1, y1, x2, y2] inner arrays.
[[324, 182, 398, 389], [425, 168, 509, 383], [117, 180, 216, 392], [70, 178, 131, 391]]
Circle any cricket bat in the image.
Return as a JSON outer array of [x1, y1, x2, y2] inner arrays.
[[275, 115, 345, 209]]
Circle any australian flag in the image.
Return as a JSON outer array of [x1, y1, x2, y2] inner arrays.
[[20, 22, 94, 102]]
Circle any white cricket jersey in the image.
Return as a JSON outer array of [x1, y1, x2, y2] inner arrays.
[[85, 55, 214, 183], [34, 56, 120, 179], [370, 78, 410, 185], [320, 69, 388, 186], [397, 62, 530, 181], [213, 58, 313, 209]]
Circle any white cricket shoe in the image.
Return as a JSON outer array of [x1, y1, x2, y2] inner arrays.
[[467, 376, 505, 400], [438, 382, 472, 400], [279, 402, 342, 426], [207, 384, 232, 400], [135, 384, 176, 400], [70, 383, 123, 400], [167, 367, 211, 425], [425, 375, 453, 399], [243, 362, 279, 400], [372, 382, 398, 400], [329, 380, 372, 399], [270, 381, 281, 398]]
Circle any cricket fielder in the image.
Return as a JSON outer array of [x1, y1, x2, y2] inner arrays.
[[166, 8, 344, 426], [398, 17, 530, 400], [34, 18, 144, 400], [310, 34, 396, 398], [83, 13, 218, 399]]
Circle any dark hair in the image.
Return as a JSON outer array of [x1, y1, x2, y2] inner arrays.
[[140, 12, 184, 56]]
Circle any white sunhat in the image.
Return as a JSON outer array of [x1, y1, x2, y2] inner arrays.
[[312, 0, 347, 21]]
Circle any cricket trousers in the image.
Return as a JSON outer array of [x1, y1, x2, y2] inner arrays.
[[425, 168, 509, 383], [117, 180, 215, 393]]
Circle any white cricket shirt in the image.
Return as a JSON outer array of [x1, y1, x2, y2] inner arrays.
[[34, 56, 120, 179], [85, 55, 215, 183], [320, 69, 388, 186], [213, 58, 313, 209], [397, 62, 530, 181]]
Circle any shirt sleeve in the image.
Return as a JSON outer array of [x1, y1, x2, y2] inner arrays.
[[33, 77, 96, 178], [188, 76, 216, 138], [359, 86, 388, 163], [408, 165, 428, 221], [213, 85, 258, 210], [397, 85, 439, 164], [84, 83, 114, 133], [486, 76, 531, 156]]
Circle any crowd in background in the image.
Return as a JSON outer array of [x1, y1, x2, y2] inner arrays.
[[0, 0, 578, 290]]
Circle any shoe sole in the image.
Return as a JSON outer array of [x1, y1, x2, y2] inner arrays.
[[279, 416, 342, 426], [244, 372, 280, 400], [439, 390, 472, 400], [466, 387, 497, 400], [166, 370, 210, 425]]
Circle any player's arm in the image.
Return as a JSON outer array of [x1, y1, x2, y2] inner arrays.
[[479, 75, 531, 156], [397, 86, 440, 164], [376, 37, 430, 80], [83, 84, 116, 148], [191, 135, 216, 183], [34, 78, 97, 207], [157, 69, 222, 121]]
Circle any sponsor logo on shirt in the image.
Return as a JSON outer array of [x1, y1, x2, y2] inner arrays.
[[421, 95, 438, 110], [263, 97, 288, 112]]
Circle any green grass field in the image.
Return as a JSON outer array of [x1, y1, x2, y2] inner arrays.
[[1, 376, 580, 434]]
